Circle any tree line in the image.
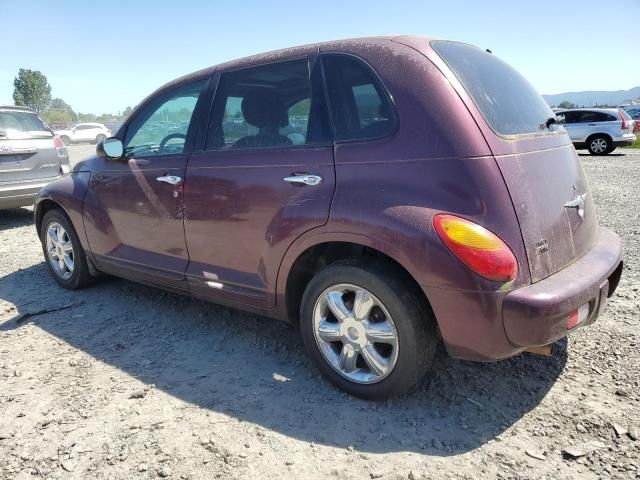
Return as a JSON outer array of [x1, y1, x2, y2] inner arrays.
[[11, 68, 133, 125]]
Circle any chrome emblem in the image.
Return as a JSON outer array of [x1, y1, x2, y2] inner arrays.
[[564, 192, 588, 220]]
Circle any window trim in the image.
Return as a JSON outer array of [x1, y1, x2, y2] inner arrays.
[[319, 52, 399, 145], [120, 77, 210, 158], [202, 55, 333, 153]]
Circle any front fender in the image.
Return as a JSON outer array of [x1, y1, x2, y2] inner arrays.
[[34, 172, 91, 251]]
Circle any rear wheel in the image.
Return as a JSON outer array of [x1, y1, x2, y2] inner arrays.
[[60, 136, 71, 146], [300, 260, 437, 399], [587, 135, 611, 155], [95, 134, 106, 144], [40, 209, 92, 289]]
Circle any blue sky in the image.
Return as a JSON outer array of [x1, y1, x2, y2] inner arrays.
[[1, 0, 638, 114]]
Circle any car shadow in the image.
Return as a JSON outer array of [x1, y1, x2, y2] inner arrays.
[[0, 207, 34, 230], [578, 153, 626, 157], [0, 262, 567, 455]]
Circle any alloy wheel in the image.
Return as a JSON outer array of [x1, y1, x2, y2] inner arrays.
[[45, 222, 75, 280], [312, 283, 399, 384], [590, 138, 608, 154]]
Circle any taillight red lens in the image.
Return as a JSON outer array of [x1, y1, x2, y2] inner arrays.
[[433, 214, 518, 282], [618, 110, 628, 130], [53, 135, 65, 148]]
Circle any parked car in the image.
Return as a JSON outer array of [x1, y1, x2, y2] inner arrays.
[[34, 37, 623, 399], [621, 107, 640, 134], [556, 108, 636, 154], [0, 105, 70, 209], [54, 122, 111, 145]]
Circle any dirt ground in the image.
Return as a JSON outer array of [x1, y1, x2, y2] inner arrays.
[[0, 146, 638, 479]]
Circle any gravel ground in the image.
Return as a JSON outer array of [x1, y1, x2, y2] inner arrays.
[[0, 146, 638, 479]]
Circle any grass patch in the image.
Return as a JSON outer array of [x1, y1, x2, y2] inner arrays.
[[629, 137, 640, 149]]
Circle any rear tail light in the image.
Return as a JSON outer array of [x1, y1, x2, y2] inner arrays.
[[53, 135, 67, 159], [567, 303, 590, 329], [618, 110, 628, 130], [433, 214, 518, 282]]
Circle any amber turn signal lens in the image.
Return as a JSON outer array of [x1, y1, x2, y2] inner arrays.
[[433, 214, 518, 282]]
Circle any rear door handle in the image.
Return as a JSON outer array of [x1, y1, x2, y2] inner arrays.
[[156, 175, 182, 185], [283, 174, 323, 186]]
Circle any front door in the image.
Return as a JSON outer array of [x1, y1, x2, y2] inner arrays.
[[83, 79, 207, 289], [184, 57, 335, 307]]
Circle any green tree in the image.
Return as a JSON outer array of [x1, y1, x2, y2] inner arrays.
[[558, 100, 576, 109], [77, 112, 97, 122], [123, 106, 133, 117], [46, 97, 77, 121], [12, 69, 52, 113], [41, 110, 74, 125]]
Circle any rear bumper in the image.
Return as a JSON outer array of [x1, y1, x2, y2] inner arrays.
[[503, 227, 622, 348], [613, 136, 636, 147], [426, 227, 622, 361], [0, 176, 62, 209]]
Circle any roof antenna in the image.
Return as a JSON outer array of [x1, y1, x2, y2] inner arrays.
[[486, 48, 492, 53]]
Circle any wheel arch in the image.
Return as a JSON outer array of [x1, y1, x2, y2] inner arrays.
[[279, 234, 435, 329], [34, 198, 70, 235], [586, 132, 613, 146]]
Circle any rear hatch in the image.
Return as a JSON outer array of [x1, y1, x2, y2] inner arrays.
[[431, 41, 598, 283], [0, 109, 62, 182]]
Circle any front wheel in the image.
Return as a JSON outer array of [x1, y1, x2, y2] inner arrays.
[[300, 260, 437, 399], [95, 134, 106, 144], [60, 136, 71, 146], [40, 209, 92, 289]]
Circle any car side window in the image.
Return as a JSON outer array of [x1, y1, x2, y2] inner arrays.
[[206, 58, 330, 151], [124, 80, 206, 157], [322, 54, 396, 142]]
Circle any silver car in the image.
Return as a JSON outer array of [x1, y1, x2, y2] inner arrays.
[[0, 106, 70, 209], [557, 108, 636, 155]]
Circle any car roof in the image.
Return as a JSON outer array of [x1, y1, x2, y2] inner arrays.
[[152, 35, 435, 96], [0, 105, 37, 113]]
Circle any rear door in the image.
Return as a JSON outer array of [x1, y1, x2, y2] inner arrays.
[[184, 56, 335, 307], [0, 109, 60, 182], [431, 41, 598, 283]]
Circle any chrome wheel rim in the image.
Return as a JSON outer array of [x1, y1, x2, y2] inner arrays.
[[312, 283, 399, 384], [591, 138, 607, 153], [45, 222, 74, 280]]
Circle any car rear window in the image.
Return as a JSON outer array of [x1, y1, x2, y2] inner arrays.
[[0, 111, 52, 139], [431, 40, 555, 137]]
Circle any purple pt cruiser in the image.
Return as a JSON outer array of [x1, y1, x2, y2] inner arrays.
[[34, 36, 623, 398]]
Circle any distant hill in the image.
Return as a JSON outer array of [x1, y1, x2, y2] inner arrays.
[[542, 86, 640, 107]]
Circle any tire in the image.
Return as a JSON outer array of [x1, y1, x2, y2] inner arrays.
[[40, 209, 92, 289], [300, 259, 437, 399], [60, 136, 71, 146], [95, 134, 106, 144], [587, 135, 611, 155]]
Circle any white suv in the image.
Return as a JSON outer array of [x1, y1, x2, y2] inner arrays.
[[557, 108, 636, 155], [55, 123, 111, 145]]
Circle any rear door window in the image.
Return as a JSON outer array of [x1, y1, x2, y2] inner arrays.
[[322, 54, 396, 141], [432, 40, 555, 137]]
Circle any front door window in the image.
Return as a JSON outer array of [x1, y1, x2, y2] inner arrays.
[[124, 80, 206, 158]]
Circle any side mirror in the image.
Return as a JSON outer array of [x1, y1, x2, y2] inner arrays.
[[97, 137, 124, 160]]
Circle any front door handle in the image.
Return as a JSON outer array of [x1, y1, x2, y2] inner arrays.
[[156, 175, 182, 185], [283, 174, 323, 186]]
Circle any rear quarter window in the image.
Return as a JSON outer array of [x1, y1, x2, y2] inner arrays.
[[431, 40, 555, 137]]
